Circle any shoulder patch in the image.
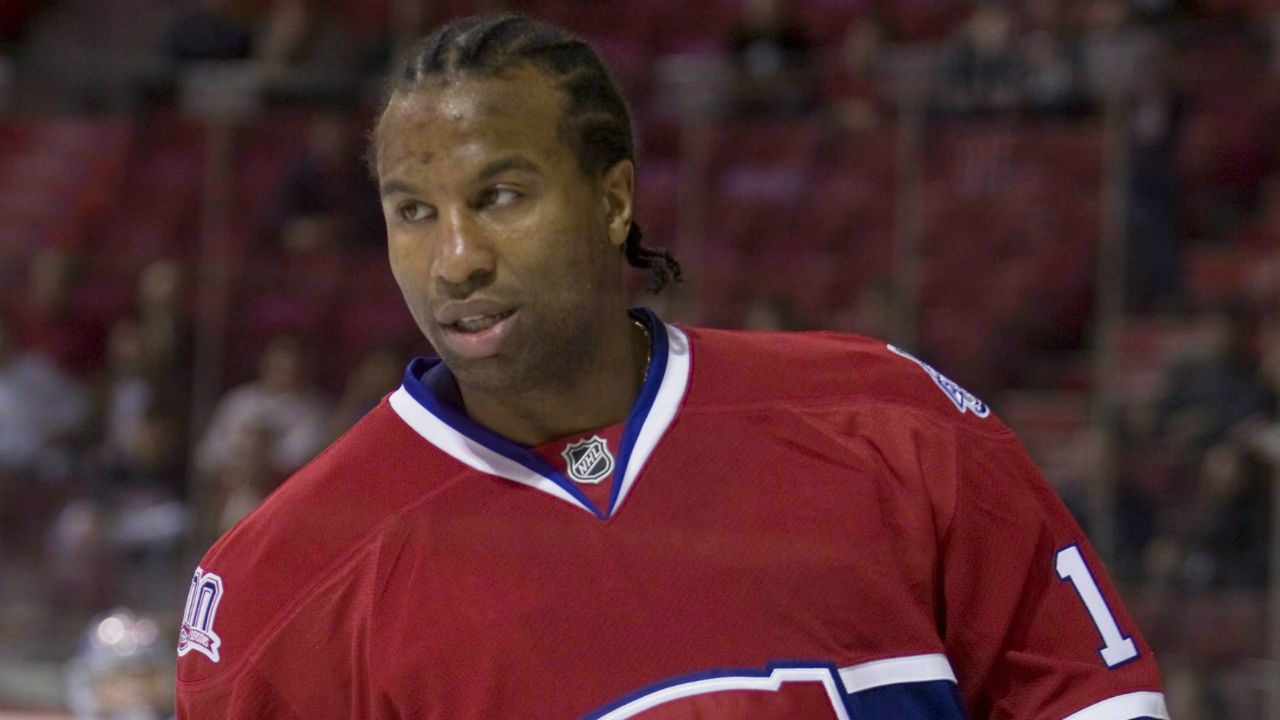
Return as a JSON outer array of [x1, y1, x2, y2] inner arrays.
[[178, 566, 225, 663], [886, 345, 991, 418]]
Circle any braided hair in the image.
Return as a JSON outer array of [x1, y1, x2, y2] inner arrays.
[[371, 13, 682, 293]]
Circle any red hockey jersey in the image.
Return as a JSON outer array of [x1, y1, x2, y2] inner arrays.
[[175, 310, 1167, 720]]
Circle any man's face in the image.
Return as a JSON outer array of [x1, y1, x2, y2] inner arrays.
[[260, 339, 306, 393], [374, 67, 630, 395]]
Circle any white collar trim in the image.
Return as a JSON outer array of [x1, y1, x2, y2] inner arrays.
[[389, 321, 691, 518]]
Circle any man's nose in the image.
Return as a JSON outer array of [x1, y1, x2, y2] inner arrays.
[[432, 207, 496, 296]]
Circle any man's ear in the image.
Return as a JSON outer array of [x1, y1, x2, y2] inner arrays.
[[601, 159, 635, 250]]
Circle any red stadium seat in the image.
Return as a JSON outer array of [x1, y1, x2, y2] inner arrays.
[[237, 287, 335, 343], [688, 241, 752, 324], [634, 159, 682, 250], [703, 119, 824, 243], [883, 0, 969, 41], [637, 109, 683, 160], [709, 118, 823, 173], [591, 35, 654, 98], [806, 168, 895, 242], [232, 112, 312, 233], [234, 249, 346, 342], [644, 0, 742, 55], [1185, 247, 1263, 310], [790, 0, 871, 48]]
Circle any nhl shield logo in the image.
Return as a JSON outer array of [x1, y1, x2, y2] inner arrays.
[[562, 435, 614, 485]]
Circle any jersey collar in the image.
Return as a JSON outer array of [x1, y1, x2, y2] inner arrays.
[[388, 308, 692, 519]]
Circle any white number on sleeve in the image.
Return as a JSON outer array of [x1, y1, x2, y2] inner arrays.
[[1054, 545, 1138, 668]]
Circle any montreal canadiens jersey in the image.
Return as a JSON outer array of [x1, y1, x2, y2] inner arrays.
[[175, 309, 1167, 720]]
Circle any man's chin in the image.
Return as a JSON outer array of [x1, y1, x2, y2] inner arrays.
[[442, 355, 531, 397]]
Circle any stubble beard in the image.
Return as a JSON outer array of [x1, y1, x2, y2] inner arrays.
[[442, 307, 602, 400]]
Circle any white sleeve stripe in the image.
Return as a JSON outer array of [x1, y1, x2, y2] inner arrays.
[[1060, 692, 1170, 720], [837, 653, 957, 693]]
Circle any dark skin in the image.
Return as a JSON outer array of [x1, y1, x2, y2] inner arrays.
[[374, 66, 647, 447]]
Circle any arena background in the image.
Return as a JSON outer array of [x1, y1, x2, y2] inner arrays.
[[0, 0, 1277, 717]]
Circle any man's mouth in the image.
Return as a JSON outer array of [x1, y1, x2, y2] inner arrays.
[[450, 309, 516, 334], [438, 308, 520, 360]]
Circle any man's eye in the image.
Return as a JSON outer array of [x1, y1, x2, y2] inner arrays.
[[398, 202, 432, 222], [480, 188, 520, 208]]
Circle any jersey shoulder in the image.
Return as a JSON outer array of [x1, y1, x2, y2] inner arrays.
[[176, 397, 463, 685], [681, 326, 1004, 432]]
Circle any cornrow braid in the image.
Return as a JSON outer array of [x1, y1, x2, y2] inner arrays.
[[372, 13, 682, 294]]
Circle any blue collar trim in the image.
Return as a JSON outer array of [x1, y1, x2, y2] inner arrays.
[[397, 308, 670, 520]]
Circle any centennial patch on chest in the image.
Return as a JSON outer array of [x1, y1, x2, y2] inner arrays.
[[561, 435, 614, 484], [178, 566, 225, 663]]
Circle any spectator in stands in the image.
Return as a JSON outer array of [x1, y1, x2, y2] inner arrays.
[[97, 314, 188, 471], [1148, 441, 1270, 589], [0, 315, 91, 480], [938, 1, 1022, 115], [161, 0, 254, 63], [278, 211, 341, 253], [264, 112, 384, 251], [96, 400, 187, 503], [47, 400, 190, 609], [321, 346, 403, 447], [134, 257, 193, 388], [1153, 307, 1270, 454], [253, 0, 354, 75], [827, 15, 890, 130], [1078, 0, 1151, 101], [196, 334, 331, 479], [99, 320, 157, 465], [17, 248, 107, 377], [728, 0, 817, 116], [43, 499, 115, 610], [1021, 25, 1084, 115], [214, 418, 280, 532], [1125, 42, 1185, 314]]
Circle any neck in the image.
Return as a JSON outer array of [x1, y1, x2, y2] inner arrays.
[[457, 312, 651, 447]]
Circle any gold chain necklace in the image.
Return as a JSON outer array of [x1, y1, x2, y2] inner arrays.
[[633, 318, 652, 381]]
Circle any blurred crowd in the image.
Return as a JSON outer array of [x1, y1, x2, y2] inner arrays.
[[1, 0, 1279, 717], [0, 248, 403, 585], [1117, 307, 1275, 591]]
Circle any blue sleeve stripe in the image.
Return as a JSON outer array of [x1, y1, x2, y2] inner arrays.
[[844, 679, 966, 720]]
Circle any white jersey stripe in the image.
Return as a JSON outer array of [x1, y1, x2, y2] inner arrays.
[[1059, 692, 1170, 720], [837, 653, 957, 693], [389, 387, 593, 515]]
